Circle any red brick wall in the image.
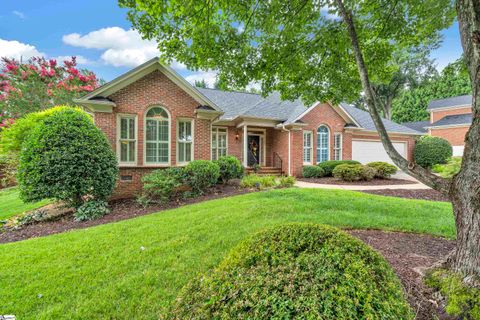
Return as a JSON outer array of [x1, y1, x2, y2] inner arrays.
[[430, 127, 469, 146], [94, 70, 213, 198], [430, 107, 472, 122]]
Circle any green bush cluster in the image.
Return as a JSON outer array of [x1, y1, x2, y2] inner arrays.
[[414, 136, 452, 168], [367, 162, 398, 179], [141, 168, 183, 203], [333, 163, 376, 182], [214, 155, 244, 183], [182, 160, 220, 194], [240, 174, 277, 189], [17, 108, 118, 210], [169, 224, 413, 319], [318, 160, 360, 176], [432, 157, 462, 178], [75, 200, 110, 222], [302, 165, 325, 178], [278, 175, 296, 187], [426, 269, 480, 319]]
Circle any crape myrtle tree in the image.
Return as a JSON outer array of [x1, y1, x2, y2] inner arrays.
[[120, 0, 480, 282]]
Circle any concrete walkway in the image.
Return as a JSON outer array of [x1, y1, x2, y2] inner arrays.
[[295, 172, 431, 191]]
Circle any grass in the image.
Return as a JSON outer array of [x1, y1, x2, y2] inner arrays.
[[0, 187, 50, 220], [0, 188, 454, 319]]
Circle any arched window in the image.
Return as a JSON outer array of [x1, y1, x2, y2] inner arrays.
[[316, 125, 329, 163], [145, 107, 170, 164]]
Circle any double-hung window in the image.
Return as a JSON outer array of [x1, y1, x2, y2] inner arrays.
[[145, 107, 170, 164], [303, 131, 313, 164], [316, 125, 330, 163], [118, 115, 137, 164], [211, 127, 227, 160], [177, 119, 193, 164], [333, 133, 342, 160]]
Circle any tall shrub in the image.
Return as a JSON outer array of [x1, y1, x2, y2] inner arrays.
[[214, 155, 243, 183], [414, 136, 452, 168], [18, 108, 118, 208]]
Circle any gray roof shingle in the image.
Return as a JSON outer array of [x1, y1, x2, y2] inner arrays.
[[340, 103, 423, 135], [401, 121, 430, 133], [428, 95, 472, 110], [430, 113, 472, 127]]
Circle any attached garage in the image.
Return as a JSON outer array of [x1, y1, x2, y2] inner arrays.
[[352, 140, 407, 164]]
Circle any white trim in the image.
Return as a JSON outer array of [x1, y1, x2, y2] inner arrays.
[[116, 113, 138, 166], [288, 130, 291, 176], [427, 123, 471, 129], [303, 130, 313, 165], [176, 118, 194, 165], [211, 126, 229, 160], [344, 127, 424, 136], [143, 106, 171, 167], [316, 125, 330, 163], [333, 132, 343, 161], [243, 125, 248, 167]]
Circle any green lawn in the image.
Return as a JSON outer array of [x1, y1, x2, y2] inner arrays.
[[0, 187, 50, 220], [0, 188, 454, 319]]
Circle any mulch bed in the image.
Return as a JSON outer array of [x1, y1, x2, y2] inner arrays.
[[348, 229, 456, 320], [0, 184, 252, 244], [298, 177, 417, 185], [362, 189, 451, 202]]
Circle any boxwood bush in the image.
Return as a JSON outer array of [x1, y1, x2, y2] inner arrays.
[[302, 165, 325, 178], [182, 160, 220, 194], [214, 155, 243, 183], [414, 136, 452, 168], [367, 162, 398, 179], [333, 164, 376, 182], [17, 107, 118, 209], [318, 160, 360, 176], [169, 224, 413, 319]]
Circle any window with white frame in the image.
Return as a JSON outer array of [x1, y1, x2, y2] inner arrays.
[[303, 131, 313, 164], [145, 107, 170, 164], [177, 119, 193, 163], [333, 133, 342, 160], [316, 125, 329, 163], [211, 127, 227, 160], [118, 115, 137, 164]]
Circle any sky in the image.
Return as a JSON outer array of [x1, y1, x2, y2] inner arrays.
[[0, 0, 464, 86]]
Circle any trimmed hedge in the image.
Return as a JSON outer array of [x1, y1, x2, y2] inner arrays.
[[414, 136, 452, 168], [367, 162, 398, 179], [18, 108, 118, 208], [169, 224, 413, 319], [182, 160, 220, 194], [318, 160, 360, 176], [302, 165, 325, 178], [333, 163, 377, 182], [214, 155, 244, 183]]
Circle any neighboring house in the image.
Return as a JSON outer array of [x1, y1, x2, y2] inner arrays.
[[75, 58, 422, 198], [402, 94, 472, 156]]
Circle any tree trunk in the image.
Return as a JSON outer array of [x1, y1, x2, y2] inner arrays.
[[452, 0, 480, 282]]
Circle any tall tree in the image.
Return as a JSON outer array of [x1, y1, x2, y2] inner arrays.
[[0, 56, 100, 119], [120, 0, 480, 282], [391, 57, 471, 123]]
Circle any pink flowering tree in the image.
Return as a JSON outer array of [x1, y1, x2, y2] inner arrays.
[[0, 56, 101, 121]]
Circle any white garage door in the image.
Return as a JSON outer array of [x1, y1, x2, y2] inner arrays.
[[352, 140, 406, 164]]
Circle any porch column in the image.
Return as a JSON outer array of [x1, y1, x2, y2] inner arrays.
[[243, 124, 248, 167]]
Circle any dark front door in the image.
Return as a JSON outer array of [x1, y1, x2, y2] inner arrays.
[[247, 135, 261, 167]]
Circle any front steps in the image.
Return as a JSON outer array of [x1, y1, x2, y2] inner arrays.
[[245, 166, 284, 176]]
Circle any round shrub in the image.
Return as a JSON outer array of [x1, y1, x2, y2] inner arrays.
[[214, 155, 243, 183], [182, 160, 220, 194], [75, 200, 110, 221], [169, 224, 412, 319], [302, 165, 325, 178], [332, 163, 365, 181], [367, 162, 398, 179], [141, 168, 183, 203], [18, 107, 118, 208], [318, 160, 360, 176], [414, 136, 452, 168], [361, 165, 377, 181]]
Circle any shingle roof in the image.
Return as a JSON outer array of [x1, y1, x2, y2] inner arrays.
[[340, 103, 424, 135], [428, 95, 472, 110], [430, 113, 472, 127], [401, 121, 430, 133]]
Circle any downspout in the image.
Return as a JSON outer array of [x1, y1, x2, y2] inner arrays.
[[280, 124, 291, 176]]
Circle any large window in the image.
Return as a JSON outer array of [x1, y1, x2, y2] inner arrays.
[[333, 133, 342, 160], [118, 115, 137, 164], [145, 107, 170, 164], [316, 125, 329, 163], [177, 119, 193, 164], [211, 127, 227, 160], [303, 131, 313, 164]]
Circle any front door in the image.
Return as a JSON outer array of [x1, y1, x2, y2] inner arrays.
[[247, 135, 261, 167]]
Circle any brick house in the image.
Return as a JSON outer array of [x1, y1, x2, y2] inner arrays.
[[402, 94, 472, 156], [75, 58, 422, 198]]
